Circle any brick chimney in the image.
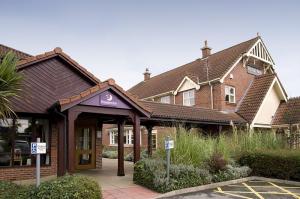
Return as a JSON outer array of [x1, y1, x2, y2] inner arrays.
[[143, 68, 151, 81], [201, 40, 212, 58]]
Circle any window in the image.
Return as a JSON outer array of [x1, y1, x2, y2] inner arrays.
[[225, 86, 236, 103], [183, 89, 195, 106], [160, 96, 171, 104], [0, 117, 50, 167], [109, 129, 134, 145], [151, 130, 157, 150]]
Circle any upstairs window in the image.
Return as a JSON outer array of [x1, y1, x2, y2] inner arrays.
[[160, 96, 171, 104], [183, 89, 195, 106], [225, 86, 236, 103]]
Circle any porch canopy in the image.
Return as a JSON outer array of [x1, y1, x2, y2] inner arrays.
[[52, 79, 150, 176]]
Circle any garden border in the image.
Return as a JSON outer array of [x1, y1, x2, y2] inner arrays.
[[155, 176, 300, 198]]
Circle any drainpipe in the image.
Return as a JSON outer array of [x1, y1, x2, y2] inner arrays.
[[54, 108, 67, 175], [209, 82, 214, 109]]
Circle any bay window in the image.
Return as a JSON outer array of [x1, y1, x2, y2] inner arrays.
[[0, 117, 50, 167]]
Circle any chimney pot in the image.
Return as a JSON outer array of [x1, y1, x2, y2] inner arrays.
[[201, 40, 212, 58], [143, 68, 151, 81]]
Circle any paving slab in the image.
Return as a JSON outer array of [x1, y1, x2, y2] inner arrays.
[[78, 158, 160, 199]]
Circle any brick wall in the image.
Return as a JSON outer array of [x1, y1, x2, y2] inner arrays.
[[0, 123, 58, 181], [221, 62, 255, 111]]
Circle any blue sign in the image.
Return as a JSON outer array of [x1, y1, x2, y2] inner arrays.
[[31, 143, 37, 154], [165, 140, 174, 150]]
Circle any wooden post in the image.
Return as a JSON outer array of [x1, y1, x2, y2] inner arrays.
[[58, 119, 65, 176], [133, 114, 141, 163], [67, 110, 80, 174], [117, 120, 125, 176], [146, 125, 153, 157]]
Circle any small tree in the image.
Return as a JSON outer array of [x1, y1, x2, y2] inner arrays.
[[0, 52, 22, 120]]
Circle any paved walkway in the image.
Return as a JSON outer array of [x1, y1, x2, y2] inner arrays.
[[78, 158, 159, 199]]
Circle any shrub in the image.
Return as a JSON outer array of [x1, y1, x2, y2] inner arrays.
[[29, 175, 101, 199], [212, 164, 251, 182], [0, 181, 30, 199], [238, 150, 300, 181], [133, 158, 212, 193], [125, 149, 148, 162], [208, 152, 228, 173], [0, 175, 101, 199], [102, 150, 117, 159]]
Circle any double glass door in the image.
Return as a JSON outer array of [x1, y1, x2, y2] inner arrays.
[[75, 125, 95, 170]]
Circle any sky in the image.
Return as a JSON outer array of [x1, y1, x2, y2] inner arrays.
[[0, 0, 299, 97]]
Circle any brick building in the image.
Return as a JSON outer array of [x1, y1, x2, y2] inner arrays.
[[0, 36, 298, 181]]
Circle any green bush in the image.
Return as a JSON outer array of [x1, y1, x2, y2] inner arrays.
[[212, 165, 251, 182], [102, 150, 118, 159], [133, 158, 212, 193], [238, 150, 300, 181], [30, 175, 101, 199], [0, 175, 102, 199], [125, 149, 148, 162], [0, 181, 30, 199]]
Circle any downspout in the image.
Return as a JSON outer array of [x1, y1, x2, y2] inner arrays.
[[205, 58, 214, 109], [54, 108, 67, 175]]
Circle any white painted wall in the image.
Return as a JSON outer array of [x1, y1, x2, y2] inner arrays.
[[253, 82, 282, 126]]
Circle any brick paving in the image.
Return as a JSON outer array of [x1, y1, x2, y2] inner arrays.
[[78, 158, 160, 199]]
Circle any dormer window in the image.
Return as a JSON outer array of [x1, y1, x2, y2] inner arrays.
[[183, 89, 195, 106], [225, 86, 235, 103], [160, 95, 171, 104]]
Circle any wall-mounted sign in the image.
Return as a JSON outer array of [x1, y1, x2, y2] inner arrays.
[[31, 142, 47, 154], [247, 65, 263, 76], [81, 90, 131, 109]]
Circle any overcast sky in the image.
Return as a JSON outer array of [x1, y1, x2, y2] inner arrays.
[[1, 0, 299, 97]]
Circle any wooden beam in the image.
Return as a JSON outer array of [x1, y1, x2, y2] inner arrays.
[[57, 119, 65, 176], [117, 120, 125, 176], [146, 125, 153, 157], [133, 114, 141, 163], [67, 110, 81, 174]]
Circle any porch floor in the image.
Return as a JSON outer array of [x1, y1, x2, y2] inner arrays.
[[77, 158, 160, 199]]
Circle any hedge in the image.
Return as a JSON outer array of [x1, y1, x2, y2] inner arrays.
[[0, 175, 102, 199], [238, 150, 300, 181], [133, 158, 250, 193]]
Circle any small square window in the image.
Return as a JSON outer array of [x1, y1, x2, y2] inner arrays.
[[160, 96, 171, 104]]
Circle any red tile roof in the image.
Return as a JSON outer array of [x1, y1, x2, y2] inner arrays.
[[272, 97, 300, 125], [129, 37, 259, 99], [17, 47, 100, 84], [237, 73, 276, 123], [141, 101, 245, 124], [58, 79, 151, 115], [0, 44, 31, 59]]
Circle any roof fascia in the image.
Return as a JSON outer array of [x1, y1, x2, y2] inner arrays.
[[174, 76, 200, 95], [246, 38, 275, 66], [142, 91, 174, 100], [220, 55, 244, 83]]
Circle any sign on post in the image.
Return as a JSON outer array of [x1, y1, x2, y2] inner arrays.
[[165, 136, 174, 184], [31, 138, 46, 187]]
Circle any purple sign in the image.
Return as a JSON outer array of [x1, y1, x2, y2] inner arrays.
[[80, 90, 131, 109]]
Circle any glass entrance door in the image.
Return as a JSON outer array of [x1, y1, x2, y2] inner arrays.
[[75, 126, 95, 170]]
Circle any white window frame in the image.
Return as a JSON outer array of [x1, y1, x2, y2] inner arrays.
[[151, 130, 157, 150], [183, 89, 195, 106], [160, 95, 171, 104], [225, 86, 236, 103], [109, 129, 134, 145]]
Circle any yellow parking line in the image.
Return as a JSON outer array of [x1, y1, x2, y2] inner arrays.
[[215, 190, 253, 199], [268, 182, 300, 199], [242, 183, 264, 199]]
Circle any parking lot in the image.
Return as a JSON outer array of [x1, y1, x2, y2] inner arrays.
[[168, 180, 300, 199]]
